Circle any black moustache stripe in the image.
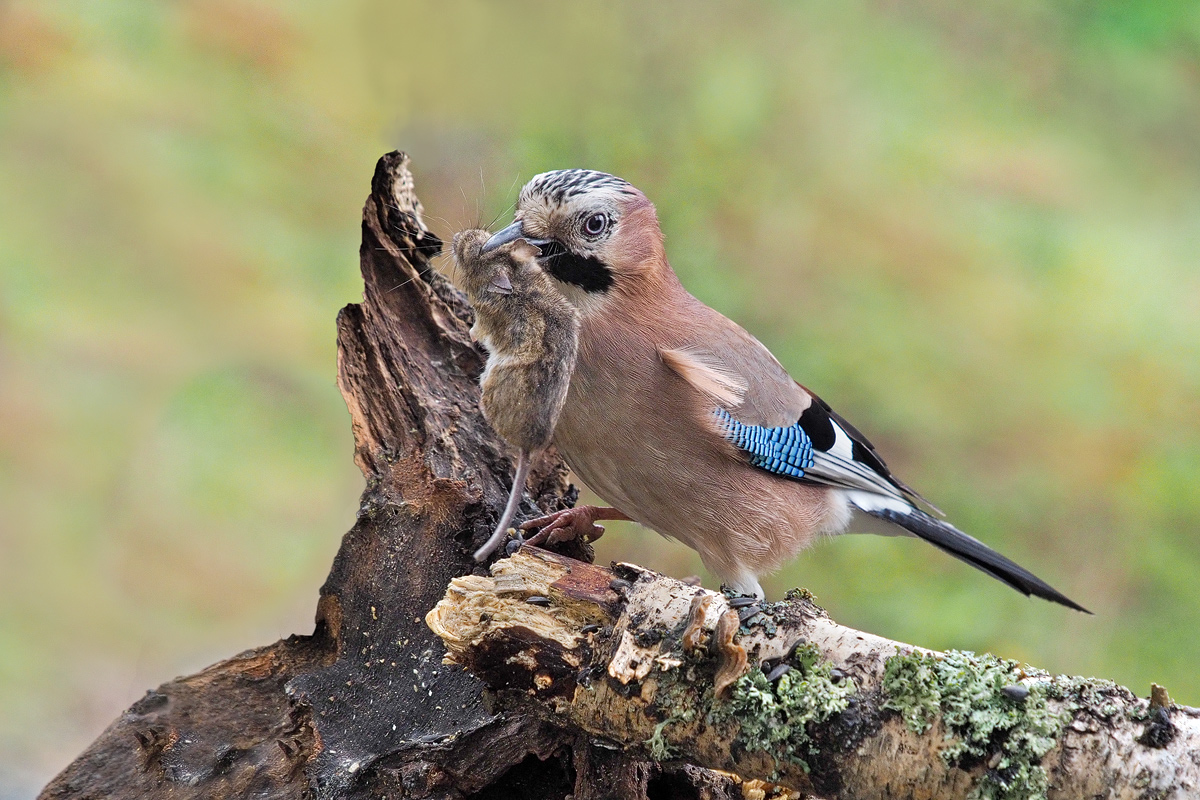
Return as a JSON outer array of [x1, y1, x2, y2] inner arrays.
[[538, 240, 614, 293]]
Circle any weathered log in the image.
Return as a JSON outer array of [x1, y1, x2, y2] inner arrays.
[[428, 547, 1200, 800], [42, 152, 753, 800]]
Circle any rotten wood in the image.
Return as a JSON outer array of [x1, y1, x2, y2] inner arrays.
[[429, 548, 1200, 800], [42, 152, 732, 800]]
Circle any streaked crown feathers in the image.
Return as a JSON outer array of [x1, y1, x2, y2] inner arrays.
[[519, 169, 639, 208]]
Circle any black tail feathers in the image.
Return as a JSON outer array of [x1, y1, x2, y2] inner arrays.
[[866, 507, 1090, 613]]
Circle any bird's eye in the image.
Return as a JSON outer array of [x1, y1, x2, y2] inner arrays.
[[582, 213, 609, 237]]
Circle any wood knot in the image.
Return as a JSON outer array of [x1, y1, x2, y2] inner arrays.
[[1139, 705, 1178, 749]]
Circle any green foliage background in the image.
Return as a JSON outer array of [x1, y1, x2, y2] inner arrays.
[[1, 1, 1198, 794]]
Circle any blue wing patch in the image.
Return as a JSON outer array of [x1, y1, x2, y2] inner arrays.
[[713, 408, 814, 479]]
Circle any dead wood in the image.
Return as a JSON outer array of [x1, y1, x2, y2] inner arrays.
[[41, 152, 753, 800], [428, 549, 1200, 799], [40, 151, 1198, 800]]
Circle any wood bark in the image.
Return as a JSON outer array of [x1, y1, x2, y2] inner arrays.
[[39, 152, 761, 800], [429, 548, 1200, 799], [39, 151, 1197, 800]]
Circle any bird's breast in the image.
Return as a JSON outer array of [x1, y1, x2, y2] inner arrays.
[[551, 335, 847, 579]]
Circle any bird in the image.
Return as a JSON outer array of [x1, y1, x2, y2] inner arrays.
[[480, 168, 1087, 611]]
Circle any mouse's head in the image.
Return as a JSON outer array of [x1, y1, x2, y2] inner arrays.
[[451, 228, 543, 305]]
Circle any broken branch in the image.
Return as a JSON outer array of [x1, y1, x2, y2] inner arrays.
[[429, 548, 1200, 800]]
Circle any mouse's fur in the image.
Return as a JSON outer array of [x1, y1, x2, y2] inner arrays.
[[451, 228, 580, 560]]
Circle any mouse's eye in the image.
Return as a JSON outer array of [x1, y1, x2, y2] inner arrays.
[[582, 213, 609, 237]]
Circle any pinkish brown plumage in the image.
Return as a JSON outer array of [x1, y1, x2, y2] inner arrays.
[[481, 169, 1085, 611]]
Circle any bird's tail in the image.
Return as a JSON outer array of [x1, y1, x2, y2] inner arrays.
[[857, 501, 1090, 613]]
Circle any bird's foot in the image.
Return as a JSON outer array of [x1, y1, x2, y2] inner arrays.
[[519, 505, 628, 548], [722, 576, 765, 602], [763, 661, 792, 683]]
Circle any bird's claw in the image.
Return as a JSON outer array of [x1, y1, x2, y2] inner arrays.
[[764, 662, 792, 682], [519, 506, 607, 547], [737, 605, 762, 624]]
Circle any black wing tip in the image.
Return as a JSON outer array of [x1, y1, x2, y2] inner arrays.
[[869, 507, 1091, 614], [1057, 596, 1093, 615]]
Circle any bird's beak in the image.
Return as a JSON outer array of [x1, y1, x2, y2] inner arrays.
[[482, 220, 551, 254], [481, 221, 525, 253]]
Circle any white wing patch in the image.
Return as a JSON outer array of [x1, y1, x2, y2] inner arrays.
[[659, 347, 748, 408], [842, 488, 912, 515], [802, 419, 909, 500]]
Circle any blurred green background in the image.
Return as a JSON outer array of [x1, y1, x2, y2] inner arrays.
[[2, 0, 1199, 794]]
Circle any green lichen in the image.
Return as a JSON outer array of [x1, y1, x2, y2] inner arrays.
[[647, 719, 677, 760], [643, 674, 697, 760], [721, 643, 856, 770], [882, 649, 1066, 800], [783, 587, 817, 603], [1042, 673, 1124, 717]]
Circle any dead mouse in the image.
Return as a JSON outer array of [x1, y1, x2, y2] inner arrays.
[[451, 228, 579, 562]]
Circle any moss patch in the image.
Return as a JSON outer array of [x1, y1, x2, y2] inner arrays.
[[722, 643, 856, 771], [882, 649, 1065, 800]]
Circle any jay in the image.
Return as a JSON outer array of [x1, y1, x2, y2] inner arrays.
[[482, 169, 1086, 611]]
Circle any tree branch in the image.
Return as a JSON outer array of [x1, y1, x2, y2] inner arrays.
[[429, 547, 1200, 799]]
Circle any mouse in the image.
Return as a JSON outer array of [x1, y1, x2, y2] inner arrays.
[[450, 228, 580, 562]]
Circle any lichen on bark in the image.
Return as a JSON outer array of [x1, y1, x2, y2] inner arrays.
[[882, 649, 1064, 800], [723, 643, 857, 772]]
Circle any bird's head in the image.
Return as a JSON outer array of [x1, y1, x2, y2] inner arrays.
[[482, 169, 669, 312]]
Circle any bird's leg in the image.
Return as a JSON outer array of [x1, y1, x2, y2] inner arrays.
[[519, 505, 630, 547], [724, 573, 765, 601]]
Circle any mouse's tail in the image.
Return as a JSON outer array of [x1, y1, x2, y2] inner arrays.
[[473, 451, 530, 562]]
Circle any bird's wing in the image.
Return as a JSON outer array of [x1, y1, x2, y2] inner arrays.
[[710, 389, 933, 509], [658, 347, 748, 409], [659, 330, 933, 509], [658, 332, 1087, 612]]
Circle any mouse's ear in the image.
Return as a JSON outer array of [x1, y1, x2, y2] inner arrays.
[[487, 270, 513, 295], [510, 238, 543, 260]]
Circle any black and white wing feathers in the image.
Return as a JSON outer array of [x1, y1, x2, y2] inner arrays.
[[713, 387, 1088, 612]]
